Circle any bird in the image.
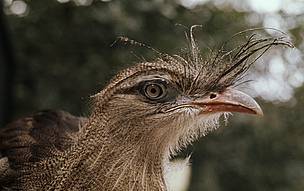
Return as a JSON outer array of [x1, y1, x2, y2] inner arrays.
[[0, 27, 292, 191]]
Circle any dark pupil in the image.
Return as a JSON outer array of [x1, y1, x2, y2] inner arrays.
[[146, 84, 162, 98], [150, 88, 157, 94]]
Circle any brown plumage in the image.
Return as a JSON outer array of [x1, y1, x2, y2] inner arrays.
[[0, 28, 292, 191], [0, 110, 86, 188]]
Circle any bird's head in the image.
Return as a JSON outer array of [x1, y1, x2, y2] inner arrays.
[[91, 28, 292, 158]]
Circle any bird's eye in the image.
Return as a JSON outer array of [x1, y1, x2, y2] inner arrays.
[[144, 83, 166, 100], [135, 79, 178, 102]]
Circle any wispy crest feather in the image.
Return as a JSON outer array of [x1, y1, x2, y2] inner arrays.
[[183, 26, 293, 94]]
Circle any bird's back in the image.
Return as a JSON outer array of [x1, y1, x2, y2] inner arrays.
[[0, 110, 87, 189]]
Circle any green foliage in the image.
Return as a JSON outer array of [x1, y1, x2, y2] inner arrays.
[[8, 0, 249, 116], [190, 86, 304, 191], [4, 0, 304, 190]]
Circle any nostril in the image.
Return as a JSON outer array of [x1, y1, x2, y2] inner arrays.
[[210, 93, 217, 99]]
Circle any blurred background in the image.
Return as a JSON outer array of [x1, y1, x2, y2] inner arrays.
[[0, 0, 303, 190]]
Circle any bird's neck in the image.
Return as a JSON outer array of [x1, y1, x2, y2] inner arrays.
[[51, 113, 169, 190]]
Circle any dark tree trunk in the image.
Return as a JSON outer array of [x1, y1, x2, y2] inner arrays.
[[0, 2, 15, 127]]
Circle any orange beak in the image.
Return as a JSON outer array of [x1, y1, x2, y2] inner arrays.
[[191, 89, 263, 116]]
